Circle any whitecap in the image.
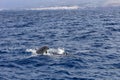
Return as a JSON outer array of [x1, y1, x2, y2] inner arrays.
[[25, 6, 79, 11], [26, 49, 38, 56]]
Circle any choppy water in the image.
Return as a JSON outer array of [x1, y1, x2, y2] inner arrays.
[[0, 7, 120, 80]]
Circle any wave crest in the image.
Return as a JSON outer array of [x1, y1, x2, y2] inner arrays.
[[25, 6, 79, 10]]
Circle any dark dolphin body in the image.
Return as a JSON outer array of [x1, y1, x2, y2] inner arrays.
[[36, 46, 49, 54]]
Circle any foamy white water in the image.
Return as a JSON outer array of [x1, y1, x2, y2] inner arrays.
[[26, 49, 38, 56], [25, 6, 79, 10], [46, 48, 65, 55]]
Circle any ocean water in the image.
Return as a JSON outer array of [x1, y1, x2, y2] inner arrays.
[[0, 7, 120, 80]]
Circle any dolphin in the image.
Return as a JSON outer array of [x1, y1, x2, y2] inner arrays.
[[36, 46, 49, 54]]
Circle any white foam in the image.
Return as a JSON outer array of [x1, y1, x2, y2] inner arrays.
[[26, 49, 38, 56], [46, 48, 65, 55], [25, 6, 79, 10]]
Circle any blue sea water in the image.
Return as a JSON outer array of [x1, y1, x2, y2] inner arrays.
[[0, 7, 120, 80]]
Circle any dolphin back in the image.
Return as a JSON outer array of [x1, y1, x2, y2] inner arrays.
[[36, 46, 49, 54]]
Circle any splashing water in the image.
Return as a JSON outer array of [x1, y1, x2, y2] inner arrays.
[[26, 49, 38, 57], [26, 48, 66, 56], [46, 48, 65, 55]]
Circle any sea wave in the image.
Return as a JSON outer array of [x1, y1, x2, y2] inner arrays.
[[25, 6, 79, 10]]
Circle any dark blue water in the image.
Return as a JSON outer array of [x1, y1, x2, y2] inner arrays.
[[0, 7, 120, 80]]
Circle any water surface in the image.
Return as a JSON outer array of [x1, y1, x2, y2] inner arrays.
[[0, 7, 120, 80]]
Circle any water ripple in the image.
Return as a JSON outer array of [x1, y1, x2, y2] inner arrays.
[[0, 7, 120, 79]]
